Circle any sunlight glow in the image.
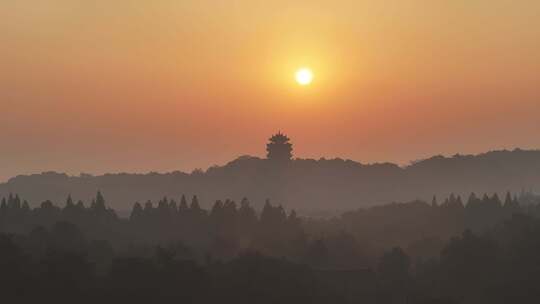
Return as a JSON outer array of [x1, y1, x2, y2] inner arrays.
[[295, 68, 313, 86]]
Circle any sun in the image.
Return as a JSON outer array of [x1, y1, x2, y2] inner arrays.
[[295, 68, 313, 86]]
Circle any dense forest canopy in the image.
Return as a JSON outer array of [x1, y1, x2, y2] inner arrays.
[[2, 190, 540, 303], [2, 190, 540, 260]]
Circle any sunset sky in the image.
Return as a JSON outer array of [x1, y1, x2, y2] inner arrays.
[[1, 1, 539, 181]]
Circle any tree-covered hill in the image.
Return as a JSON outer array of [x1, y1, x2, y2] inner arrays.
[[1, 149, 539, 213]]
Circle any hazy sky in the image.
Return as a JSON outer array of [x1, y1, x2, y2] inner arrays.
[[1, 0, 539, 181]]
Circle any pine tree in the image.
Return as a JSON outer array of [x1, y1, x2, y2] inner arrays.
[[504, 191, 513, 207], [431, 196, 438, 207], [22, 200, 30, 211], [179, 195, 189, 213], [76, 200, 85, 209], [40, 200, 55, 209], [211, 200, 224, 218], [0, 198, 7, 211], [512, 195, 520, 206], [467, 192, 479, 209], [144, 200, 153, 211], [456, 195, 463, 207], [190, 195, 201, 211], [65, 195, 75, 208], [491, 193, 502, 207], [260, 199, 273, 224], [277, 205, 287, 223], [288, 209, 301, 227], [94, 191, 106, 211], [13, 194, 21, 209], [223, 199, 237, 215], [169, 199, 178, 212], [504, 191, 521, 214], [238, 197, 257, 230], [240, 197, 250, 209], [158, 198, 169, 211], [130, 202, 143, 220]]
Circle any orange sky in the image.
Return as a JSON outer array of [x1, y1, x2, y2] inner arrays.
[[1, 1, 539, 181]]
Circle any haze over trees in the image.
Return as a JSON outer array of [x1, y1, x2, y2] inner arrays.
[[2, 133, 540, 302], [2, 189, 540, 303], [1, 134, 539, 214], [1, 189, 539, 261]]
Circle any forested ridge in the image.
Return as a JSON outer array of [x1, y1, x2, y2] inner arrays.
[[2, 148, 540, 213]]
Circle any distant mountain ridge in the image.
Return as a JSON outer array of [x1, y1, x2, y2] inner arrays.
[[1, 148, 540, 214]]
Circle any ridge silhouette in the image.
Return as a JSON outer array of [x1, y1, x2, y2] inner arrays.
[[1, 135, 539, 214]]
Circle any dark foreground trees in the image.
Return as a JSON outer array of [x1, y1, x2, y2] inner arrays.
[[0, 227, 347, 304], [3, 191, 540, 303], [3, 215, 540, 303]]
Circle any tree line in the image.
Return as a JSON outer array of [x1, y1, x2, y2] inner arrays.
[[0, 192, 306, 260], [2, 190, 540, 261]]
